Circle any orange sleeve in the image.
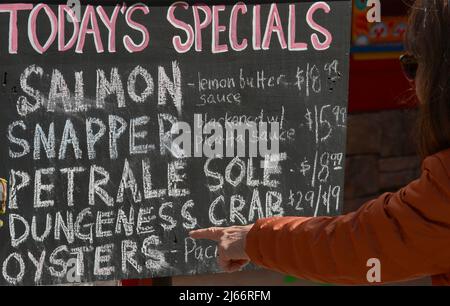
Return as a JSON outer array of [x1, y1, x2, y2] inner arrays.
[[245, 155, 450, 284]]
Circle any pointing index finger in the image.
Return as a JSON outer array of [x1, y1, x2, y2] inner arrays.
[[189, 227, 225, 241]]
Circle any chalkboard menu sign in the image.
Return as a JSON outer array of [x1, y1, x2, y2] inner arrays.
[[0, 0, 351, 285]]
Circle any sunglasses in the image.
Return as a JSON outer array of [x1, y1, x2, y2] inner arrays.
[[400, 54, 418, 81]]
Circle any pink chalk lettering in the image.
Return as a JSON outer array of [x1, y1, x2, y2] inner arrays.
[[58, 5, 80, 52], [262, 4, 287, 50], [167, 2, 194, 53], [211, 5, 227, 53], [97, 5, 120, 53], [288, 4, 307, 51], [306, 1, 332, 51], [192, 4, 211, 52], [252, 5, 261, 50], [76, 5, 104, 53], [229, 3, 248, 51], [123, 4, 150, 53], [0, 4, 33, 54], [28, 4, 58, 54]]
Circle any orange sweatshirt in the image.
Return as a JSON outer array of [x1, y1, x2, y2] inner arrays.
[[245, 148, 450, 285]]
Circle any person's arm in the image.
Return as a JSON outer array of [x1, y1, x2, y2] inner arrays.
[[245, 155, 450, 284]]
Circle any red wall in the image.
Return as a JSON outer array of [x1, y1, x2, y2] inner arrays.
[[348, 57, 417, 113]]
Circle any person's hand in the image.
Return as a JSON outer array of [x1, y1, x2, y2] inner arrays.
[[189, 225, 254, 272]]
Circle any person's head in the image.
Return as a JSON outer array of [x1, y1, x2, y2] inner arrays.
[[404, 0, 450, 158]]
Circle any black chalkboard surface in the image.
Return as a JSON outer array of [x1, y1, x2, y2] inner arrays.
[[0, 0, 351, 285]]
